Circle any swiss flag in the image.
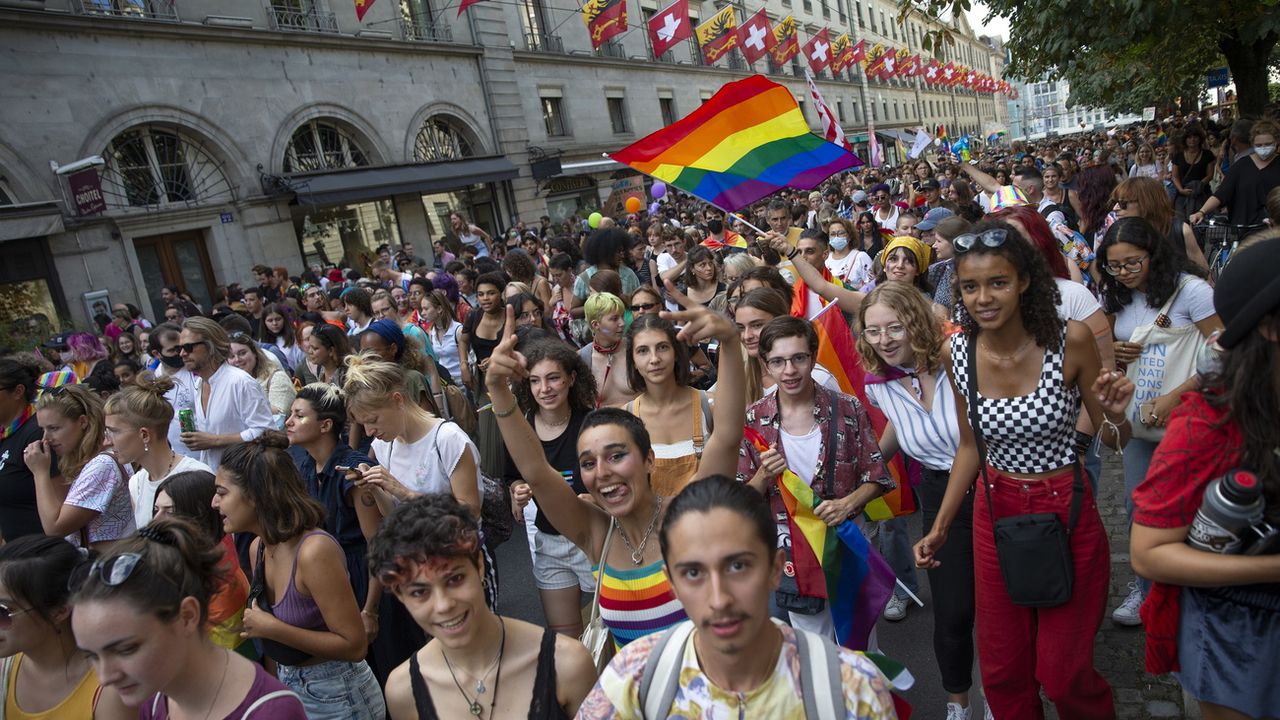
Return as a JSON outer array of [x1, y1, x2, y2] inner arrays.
[[850, 38, 865, 65], [941, 61, 956, 86], [924, 58, 940, 85], [908, 53, 922, 77], [735, 8, 776, 65], [802, 28, 832, 74], [647, 0, 692, 58], [880, 47, 899, 78]]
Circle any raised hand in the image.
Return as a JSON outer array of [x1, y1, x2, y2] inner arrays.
[[484, 304, 529, 390], [660, 280, 739, 346]]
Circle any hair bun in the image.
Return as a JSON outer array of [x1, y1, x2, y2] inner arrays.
[[133, 371, 175, 396], [254, 429, 290, 450]]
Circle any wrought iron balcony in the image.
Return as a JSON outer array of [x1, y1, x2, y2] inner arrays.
[[656, 50, 676, 64], [524, 31, 564, 53], [596, 40, 626, 59], [727, 53, 746, 70], [398, 14, 452, 42], [75, 0, 178, 21], [267, 4, 338, 33]]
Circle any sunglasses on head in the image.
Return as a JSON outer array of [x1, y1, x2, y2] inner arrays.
[[953, 228, 1010, 253], [67, 552, 145, 595]]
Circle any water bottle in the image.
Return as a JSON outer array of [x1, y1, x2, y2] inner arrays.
[[1187, 470, 1266, 554]]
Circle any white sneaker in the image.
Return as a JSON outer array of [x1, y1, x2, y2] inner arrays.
[[1111, 581, 1144, 626], [946, 702, 973, 720], [882, 594, 908, 621]]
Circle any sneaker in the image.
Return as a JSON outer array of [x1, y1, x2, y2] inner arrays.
[[883, 594, 908, 622], [1111, 581, 1144, 626], [946, 702, 973, 720]]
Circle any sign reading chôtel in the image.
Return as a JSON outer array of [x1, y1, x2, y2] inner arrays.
[[69, 168, 107, 216]]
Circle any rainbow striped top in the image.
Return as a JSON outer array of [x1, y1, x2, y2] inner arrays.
[[595, 560, 687, 649]]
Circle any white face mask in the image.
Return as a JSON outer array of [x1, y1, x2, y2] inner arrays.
[[829, 234, 849, 251], [1255, 144, 1276, 160]]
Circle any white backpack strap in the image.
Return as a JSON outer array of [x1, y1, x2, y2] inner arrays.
[[239, 690, 301, 719], [639, 620, 695, 720], [793, 627, 844, 720]]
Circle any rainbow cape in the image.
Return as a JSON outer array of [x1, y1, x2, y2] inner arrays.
[[608, 75, 859, 212], [790, 276, 917, 521], [746, 427, 896, 651]]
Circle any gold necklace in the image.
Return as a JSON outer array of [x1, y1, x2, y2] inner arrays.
[[617, 495, 663, 565], [979, 336, 1034, 363]]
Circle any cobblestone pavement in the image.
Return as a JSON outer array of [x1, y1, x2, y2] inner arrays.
[[1079, 450, 1191, 720]]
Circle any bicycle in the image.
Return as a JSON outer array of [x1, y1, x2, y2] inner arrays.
[[1194, 217, 1268, 282]]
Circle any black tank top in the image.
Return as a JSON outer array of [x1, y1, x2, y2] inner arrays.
[[409, 627, 566, 720]]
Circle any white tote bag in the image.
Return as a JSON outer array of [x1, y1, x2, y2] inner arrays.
[[1124, 279, 1202, 442]]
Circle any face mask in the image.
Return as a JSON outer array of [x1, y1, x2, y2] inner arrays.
[[829, 235, 849, 251], [160, 354, 184, 369], [1255, 144, 1276, 160], [707, 219, 724, 234]]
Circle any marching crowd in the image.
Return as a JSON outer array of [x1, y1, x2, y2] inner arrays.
[[0, 113, 1278, 720]]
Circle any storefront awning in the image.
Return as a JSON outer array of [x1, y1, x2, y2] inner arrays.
[[286, 156, 519, 206], [0, 202, 65, 243], [558, 158, 622, 175]]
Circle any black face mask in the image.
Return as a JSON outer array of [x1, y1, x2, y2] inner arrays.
[[160, 353, 184, 369], [707, 219, 724, 234]]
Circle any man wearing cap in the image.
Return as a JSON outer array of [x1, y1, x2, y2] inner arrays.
[[41, 334, 78, 383], [919, 179, 946, 211]]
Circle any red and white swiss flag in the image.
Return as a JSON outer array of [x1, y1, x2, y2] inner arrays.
[[802, 27, 832, 74], [647, 0, 692, 58], [735, 8, 776, 64]]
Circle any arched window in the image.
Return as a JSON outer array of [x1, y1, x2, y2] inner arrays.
[[413, 115, 480, 162], [101, 125, 234, 209], [0, 179, 13, 207], [284, 120, 372, 173]]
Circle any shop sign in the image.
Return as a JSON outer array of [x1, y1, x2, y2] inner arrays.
[[69, 168, 106, 216], [544, 176, 595, 195]]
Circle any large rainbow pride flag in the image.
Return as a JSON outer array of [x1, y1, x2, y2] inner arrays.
[[746, 427, 895, 651], [607, 75, 859, 212]]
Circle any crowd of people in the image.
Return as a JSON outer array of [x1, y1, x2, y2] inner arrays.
[[0, 113, 1277, 720]]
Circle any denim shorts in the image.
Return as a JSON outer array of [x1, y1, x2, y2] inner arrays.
[[276, 659, 386, 720]]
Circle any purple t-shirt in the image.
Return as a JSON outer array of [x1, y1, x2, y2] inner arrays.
[[139, 663, 307, 720]]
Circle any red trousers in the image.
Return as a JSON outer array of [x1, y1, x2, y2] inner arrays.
[[973, 466, 1116, 720]]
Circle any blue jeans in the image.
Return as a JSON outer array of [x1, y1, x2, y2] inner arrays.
[[880, 513, 919, 599], [1122, 436, 1160, 595], [277, 659, 386, 720]]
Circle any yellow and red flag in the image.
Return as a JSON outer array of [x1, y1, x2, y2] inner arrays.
[[696, 5, 738, 64], [354, 0, 373, 21], [770, 15, 799, 65], [830, 32, 854, 73], [582, 0, 628, 49]]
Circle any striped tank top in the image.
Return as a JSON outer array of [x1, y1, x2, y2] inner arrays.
[[595, 560, 687, 648]]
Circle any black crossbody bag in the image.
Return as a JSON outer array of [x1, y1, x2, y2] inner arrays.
[[965, 333, 1081, 608]]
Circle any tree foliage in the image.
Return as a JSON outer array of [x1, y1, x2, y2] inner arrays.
[[902, 0, 1280, 116]]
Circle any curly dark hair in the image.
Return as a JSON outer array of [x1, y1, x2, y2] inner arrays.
[[626, 313, 692, 392], [953, 219, 1064, 352], [583, 228, 630, 268], [1096, 216, 1193, 315], [513, 338, 598, 415], [368, 494, 482, 591]]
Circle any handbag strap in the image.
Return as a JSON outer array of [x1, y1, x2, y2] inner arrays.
[[821, 390, 837, 499], [586, 520, 616, 626], [964, 333, 1083, 534]]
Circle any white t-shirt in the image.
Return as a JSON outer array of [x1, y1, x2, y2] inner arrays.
[[1053, 277, 1102, 323], [657, 253, 680, 311], [128, 454, 212, 529], [826, 250, 873, 288], [1112, 274, 1216, 342], [781, 425, 822, 487], [371, 420, 482, 498]]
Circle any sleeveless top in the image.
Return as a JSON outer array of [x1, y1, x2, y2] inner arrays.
[[595, 559, 686, 649], [950, 325, 1080, 474], [408, 627, 567, 720], [4, 655, 99, 719], [624, 389, 711, 498], [251, 530, 335, 666]]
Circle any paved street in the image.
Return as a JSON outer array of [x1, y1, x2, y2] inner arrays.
[[494, 448, 1193, 719]]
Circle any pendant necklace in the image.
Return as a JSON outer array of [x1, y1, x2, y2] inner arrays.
[[442, 616, 506, 717], [617, 495, 663, 565]]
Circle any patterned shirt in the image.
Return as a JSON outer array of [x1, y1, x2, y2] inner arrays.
[[736, 385, 896, 511], [66, 453, 136, 545], [576, 623, 896, 719]]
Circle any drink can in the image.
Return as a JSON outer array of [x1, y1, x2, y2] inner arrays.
[[178, 408, 196, 434]]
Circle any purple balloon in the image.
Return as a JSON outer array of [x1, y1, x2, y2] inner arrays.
[[651, 182, 667, 199], [649, 202, 660, 214]]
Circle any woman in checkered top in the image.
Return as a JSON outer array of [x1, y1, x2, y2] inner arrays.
[[912, 219, 1136, 720]]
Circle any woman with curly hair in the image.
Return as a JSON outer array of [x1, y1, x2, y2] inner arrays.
[[857, 282, 976, 719], [505, 339, 598, 637], [502, 248, 553, 308], [677, 245, 725, 310], [1096, 216, 1220, 627], [914, 219, 1136, 719]]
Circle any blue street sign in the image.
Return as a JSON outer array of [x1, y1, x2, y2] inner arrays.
[[1206, 67, 1230, 88], [220, 212, 234, 224]]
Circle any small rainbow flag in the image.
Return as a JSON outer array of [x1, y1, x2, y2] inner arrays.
[[608, 75, 859, 212], [746, 427, 895, 651]]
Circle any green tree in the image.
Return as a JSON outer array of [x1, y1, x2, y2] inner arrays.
[[905, 0, 1280, 117]]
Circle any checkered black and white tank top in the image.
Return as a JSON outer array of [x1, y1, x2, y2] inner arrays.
[[951, 326, 1080, 474]]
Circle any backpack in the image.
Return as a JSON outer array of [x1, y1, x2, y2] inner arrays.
[[637, 620, 844, 719]]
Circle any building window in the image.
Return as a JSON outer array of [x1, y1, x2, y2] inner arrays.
[[820, 0, 829, 19], [607, 97, 630, 134], [102, 124, 234, 209], [659, 97, 677, 126], [414, 115, 479, 162], [856, 1, 863, 28], [894, 102, 900, 120], [836, 100, 845, 123], [853, 102, 860, 122], [284, 120, 371, 174], [542, 97, 568, 137], [868, 8, 875, 31]]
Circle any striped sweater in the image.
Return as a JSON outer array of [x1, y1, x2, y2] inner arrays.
[[595, 559, 687, 648]]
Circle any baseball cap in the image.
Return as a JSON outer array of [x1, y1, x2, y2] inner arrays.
[[922, 179, 942, 191], [916, 207, 956, 231], [852, 190, 868, 205], [43, 333, 70, 350]]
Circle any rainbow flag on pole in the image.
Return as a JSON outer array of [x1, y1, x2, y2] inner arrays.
[[607, 75, 859, 212], [746, 428, 895, 651]]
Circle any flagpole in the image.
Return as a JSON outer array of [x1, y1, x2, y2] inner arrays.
[[599, 152, 769, 236]]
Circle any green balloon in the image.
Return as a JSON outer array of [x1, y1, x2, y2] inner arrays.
[[588, 212, 603, 228]]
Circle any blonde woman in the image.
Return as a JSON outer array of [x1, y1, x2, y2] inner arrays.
[[103, 373, 211, 529], [228, 332, 296, 426], [22, 384, 135, 549]]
